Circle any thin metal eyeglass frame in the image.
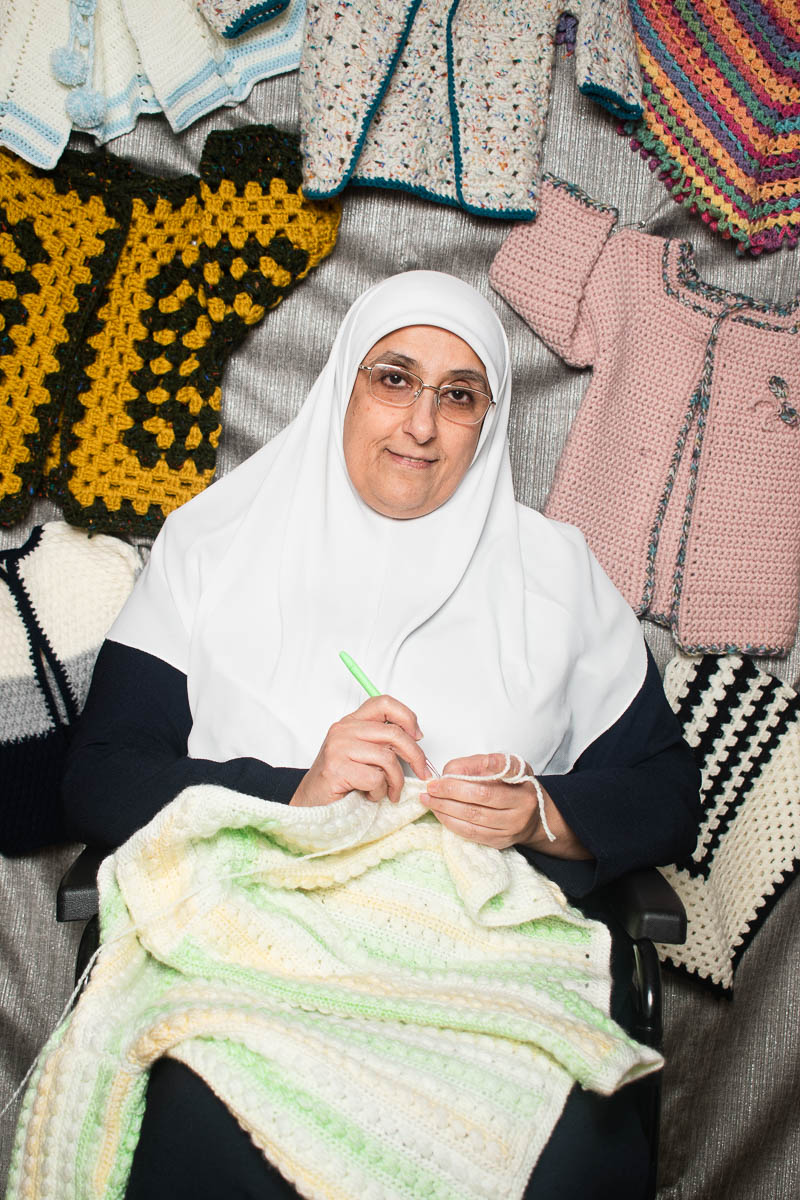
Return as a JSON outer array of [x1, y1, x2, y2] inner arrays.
[[357, 362, 494, 425]]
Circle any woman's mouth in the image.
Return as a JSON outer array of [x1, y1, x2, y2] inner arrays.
[[386, 449, 436, 469]]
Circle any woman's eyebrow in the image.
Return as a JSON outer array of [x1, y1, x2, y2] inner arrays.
[[374, 351, 489, 390], [444, 367, 490, 388], [372, 351, 417, 367]]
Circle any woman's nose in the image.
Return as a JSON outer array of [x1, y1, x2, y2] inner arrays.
[[402, 387, 439, 441]]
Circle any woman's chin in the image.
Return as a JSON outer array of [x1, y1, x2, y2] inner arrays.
[[365, 483, 444, 520]]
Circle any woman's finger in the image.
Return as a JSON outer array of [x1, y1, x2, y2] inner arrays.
[[337, 718, 427, 780], [425, 776, 515, 809], [421, 791, 509, 829], [323, 736, 409, 803], [441, 752, 528, 779], [344, 762, 395, 804], [425, 806, 510, 848], [353, 695, 423, 741], [346, 741, 407, 803]]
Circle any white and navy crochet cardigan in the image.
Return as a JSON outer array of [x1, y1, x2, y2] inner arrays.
[[0, 523, 140, 854], [299, 0, 643, 218]]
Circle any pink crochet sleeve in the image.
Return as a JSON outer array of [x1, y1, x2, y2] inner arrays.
[[489, 176, 618, 368]]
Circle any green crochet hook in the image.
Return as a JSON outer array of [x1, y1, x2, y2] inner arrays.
[[338, 651, 440, 778]]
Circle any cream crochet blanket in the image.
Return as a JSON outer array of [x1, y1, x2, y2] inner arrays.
[[8, 783, 661, 1200]]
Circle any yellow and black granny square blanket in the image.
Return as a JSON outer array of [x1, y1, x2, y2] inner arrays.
[[1, 126, 340, 536], [0, 152, 129, 526]]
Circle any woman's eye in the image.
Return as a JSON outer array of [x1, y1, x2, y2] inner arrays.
[[443, 387, 476, 407], [378, 369, 411, 388]]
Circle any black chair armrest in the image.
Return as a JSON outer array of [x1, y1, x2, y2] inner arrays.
[[601, 866, 687, 946], [56, 845, 105, 923]]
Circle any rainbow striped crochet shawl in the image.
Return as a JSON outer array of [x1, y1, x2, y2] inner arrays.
[[624, 0, 800, 254], [8, 784, 660, 1200]]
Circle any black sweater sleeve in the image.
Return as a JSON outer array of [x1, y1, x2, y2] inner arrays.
[[63, 640, 306, 850], [526, 647, 701, 897]]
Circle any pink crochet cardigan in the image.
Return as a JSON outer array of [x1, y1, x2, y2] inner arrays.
[[490, 177, 800, 655]]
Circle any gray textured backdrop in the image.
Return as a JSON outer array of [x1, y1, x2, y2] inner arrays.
[[2, 54, 799, 1198]]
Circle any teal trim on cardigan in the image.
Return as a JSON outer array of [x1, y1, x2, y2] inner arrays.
[[343, 173, 536, 221], [578, 82, 642, 121], [445, 0, 469, 212], [219, 0, 290, 38], [326, 0, 424, 198]]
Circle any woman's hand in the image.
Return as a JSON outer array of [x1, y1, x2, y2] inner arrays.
[[290, 696, 428, 807], [421, 753, 592, 858]]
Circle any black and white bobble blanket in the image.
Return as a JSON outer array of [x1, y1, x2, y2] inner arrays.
[[661, 653, 800, 992]]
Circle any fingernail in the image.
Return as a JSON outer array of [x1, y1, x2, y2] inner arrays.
[[415, 726, 423, 740]]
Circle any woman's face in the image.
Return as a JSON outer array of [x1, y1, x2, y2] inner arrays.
[[343, 325, 488, 519]]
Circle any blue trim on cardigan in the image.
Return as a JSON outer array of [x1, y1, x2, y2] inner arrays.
[[0, 101, 62, 144]]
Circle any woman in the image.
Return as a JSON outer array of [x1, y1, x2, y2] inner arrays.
[[62, 271, 699, 1199]]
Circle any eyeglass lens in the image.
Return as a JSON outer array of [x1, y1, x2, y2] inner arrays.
[[367, 364, 491, 424]]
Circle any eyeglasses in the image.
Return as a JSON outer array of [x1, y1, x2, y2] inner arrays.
[[358, 362, 494, 426]]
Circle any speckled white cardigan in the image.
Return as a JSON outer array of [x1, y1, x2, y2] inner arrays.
[[298, 0, 642, 218]]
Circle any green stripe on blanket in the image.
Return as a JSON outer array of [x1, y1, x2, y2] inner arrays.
[[8, 782, 661, 1200]]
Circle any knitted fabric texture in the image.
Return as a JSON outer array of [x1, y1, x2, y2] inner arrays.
[[0, 521, 141, 855], [2, 127, 340, 536], [196, 0, 290, 38], [489, 175, 800, 655], [299, 0, 643, 218], [0, 0, 305, 170], [621, 0, 800, 255], [7, 783, 661, 1200], [660, 653, 800, 992], [0, 150, 129, 527]]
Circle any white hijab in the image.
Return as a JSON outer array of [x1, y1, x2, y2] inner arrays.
[[110, 271, 645, 776]]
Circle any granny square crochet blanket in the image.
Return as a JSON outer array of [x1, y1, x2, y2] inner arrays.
[[661, 653, 800, 993], [0, 151, 129, 527], [7, 784, 660, 1200], [299, 0, 643, 218], [490, 174, 800, 655], [622, 0, 800, 255], [0, 126, 341, 536]]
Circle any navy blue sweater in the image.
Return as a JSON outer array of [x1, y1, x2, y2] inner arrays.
[[63, 640, 700, 897]]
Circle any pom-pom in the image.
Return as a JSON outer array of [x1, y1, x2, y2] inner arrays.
[[65, 87, 105, 129], [51, 46, 88, 87]]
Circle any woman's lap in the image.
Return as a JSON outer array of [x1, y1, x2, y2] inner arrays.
[[126, 1058, 298, 1200], [125, 1057, 649, 1200]]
